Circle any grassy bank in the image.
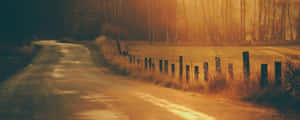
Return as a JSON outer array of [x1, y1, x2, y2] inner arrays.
[[88, 36, 299, 117]]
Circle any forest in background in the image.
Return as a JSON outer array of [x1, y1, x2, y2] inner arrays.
[[67, 0, 300, 45], [1, 0, 299, 45], [173, 0, 300, 45]]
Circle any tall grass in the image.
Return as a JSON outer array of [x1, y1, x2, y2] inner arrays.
[[92, 36, 182, 88], [92, 36, 299, 112]]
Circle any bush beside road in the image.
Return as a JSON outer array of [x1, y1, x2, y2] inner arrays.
[[0, 43, 39, 81]]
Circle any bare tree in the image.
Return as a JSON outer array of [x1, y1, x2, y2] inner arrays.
[[241, 0, 246, 41], [95, 0, 299, 44]]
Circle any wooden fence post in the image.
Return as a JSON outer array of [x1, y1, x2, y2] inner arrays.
[[194, 66, 199, 81], [152, 64, 155, 72], [122, 51, 126, 56], [186, 65, 190, 83], [133, 56, 135, 64], [204, 62, 209, 81], [172, 64, 175, 77], [149, 58, 152, 71], [228, 64, 234, 80], [159, 59, 163, 72], [145, 58, 148, 70], [275, 61, 282, 85], [179, 56, 183, 80], [243, 52, 250, 81], [129, 55, 132, 64], [261, 64, 268, 88], [164, 60, 168, 73], [215, 56, 221, 78]]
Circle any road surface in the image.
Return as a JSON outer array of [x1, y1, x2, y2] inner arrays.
[[0, 41, 289, 120]]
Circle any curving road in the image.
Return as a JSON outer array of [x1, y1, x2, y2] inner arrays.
[[0, 41, 289, 120]]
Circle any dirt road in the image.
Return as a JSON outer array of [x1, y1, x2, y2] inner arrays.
[[0, 41, 287, 120]]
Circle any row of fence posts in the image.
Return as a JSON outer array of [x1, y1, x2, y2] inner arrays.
[[126, 51, 283, 88], [242, 52, 283, 88]]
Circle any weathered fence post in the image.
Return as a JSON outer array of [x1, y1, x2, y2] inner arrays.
[[228, 64, 234, 80], [215, 56, 221, 78], [133, 56, 135, 64], [152, 64, 155, 72], [204, 62, 209, 81], [171, 64, 175, 77], [129, 55, 132, 64], [145, 58, 148, 70], [261, 64, 268, 88], [116, 40, 122, 55], [194, 66, 199, 81], [186, 65, 190, 83], [164, 60, 168, 73], [179, 56, 183, 80], [243, 51, 250, 81], [149, 58, 152, 71], [159, 59, 163, 72], [275, 61, 282, 85]]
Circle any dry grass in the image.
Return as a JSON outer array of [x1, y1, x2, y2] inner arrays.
[[91, 36, 299, 113], [221, 62, 299, 112], [91, 36, 182, 89]]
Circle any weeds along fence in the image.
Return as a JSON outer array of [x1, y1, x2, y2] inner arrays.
[[96, 38, 299, 94], [124, 51, 292, 88]]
